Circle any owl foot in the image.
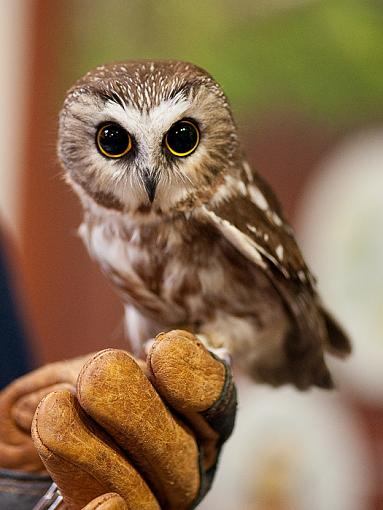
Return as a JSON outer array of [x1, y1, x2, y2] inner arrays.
[[196, 335, 232, 365], [144, 338, 155, 356]]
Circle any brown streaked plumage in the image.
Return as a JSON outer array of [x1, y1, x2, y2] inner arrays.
[[58, 60, 351, 389]]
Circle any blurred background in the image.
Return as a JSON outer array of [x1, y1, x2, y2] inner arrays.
[[1, 0, 382, 508]]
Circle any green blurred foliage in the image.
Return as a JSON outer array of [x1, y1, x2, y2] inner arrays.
[[68, 0, 383, 126]]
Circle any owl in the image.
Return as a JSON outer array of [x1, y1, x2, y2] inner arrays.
[[58, 60, 351, 389]]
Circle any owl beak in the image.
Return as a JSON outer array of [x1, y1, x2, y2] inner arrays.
[[142, 169, 158, 203]]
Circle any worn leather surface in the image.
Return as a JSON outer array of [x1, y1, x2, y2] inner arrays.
[[77, 348, 199, 509], [32, 390, 159, 510], [0, 354, 92, 472], [29, 330, 236, 510], [148, 330, 227, 471], [82, 492, 128, 509]]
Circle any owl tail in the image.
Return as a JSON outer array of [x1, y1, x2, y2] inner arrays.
[[322, 308, 352, 358]]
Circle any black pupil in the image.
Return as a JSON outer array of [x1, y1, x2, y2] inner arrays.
[[98, 124, 129, 155], [167, 121, 198, 154]]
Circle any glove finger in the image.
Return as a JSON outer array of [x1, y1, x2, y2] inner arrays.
[[147, 330, 237, 469], [0, 366, 64, 468], [0, 373, 67, 472], [32, 390, 160, 510], [0, 382, 75, 472], [12, 382, 75, 432], [77, 349, 200, 510], [0, 355, 90, 472], [82, 493, 128, 509]]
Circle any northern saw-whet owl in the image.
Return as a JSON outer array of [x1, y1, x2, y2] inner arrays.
[[58, 60, 351, 389]]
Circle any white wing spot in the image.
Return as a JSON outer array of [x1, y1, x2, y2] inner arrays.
[[201, 207, 291, 279], [269, 211, 283, 227], [298, 270, 307, 283], [247, 224, 258, 235], [238, 181, 247, 195], [276, 244, 284, 260], [201, 208, 266, 268], [242, 161, 253, 182], [248, 185, 269, 211]]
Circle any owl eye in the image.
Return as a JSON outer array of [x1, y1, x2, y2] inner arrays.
[[165, 120, 200, 157], [96, 123, 132, 158]]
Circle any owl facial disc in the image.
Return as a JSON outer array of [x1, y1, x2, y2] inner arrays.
[[58, 60, 238, 214]]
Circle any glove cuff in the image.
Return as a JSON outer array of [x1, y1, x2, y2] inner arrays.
[[202, 358, 237, 445], [193, 359, 237, 509]]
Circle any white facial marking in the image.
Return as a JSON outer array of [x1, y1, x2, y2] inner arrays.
[[101, 94, 192, 148], [69, 92, 203, 212]]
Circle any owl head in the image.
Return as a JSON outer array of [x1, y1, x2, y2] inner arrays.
[[58, 60, 240, 216]]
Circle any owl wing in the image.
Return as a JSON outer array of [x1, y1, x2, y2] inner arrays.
[[198, 164, 350, 387]]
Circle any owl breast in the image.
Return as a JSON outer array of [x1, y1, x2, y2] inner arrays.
[[80, 211, 289, 362]]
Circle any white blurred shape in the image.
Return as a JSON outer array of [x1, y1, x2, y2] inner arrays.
[[297, 129, 383, 405], [202, 381, 372, 510], [0, 0, 31, 241]]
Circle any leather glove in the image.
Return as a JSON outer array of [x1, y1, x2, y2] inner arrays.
[[31, 330, 237, 510], [0, 354, 92, 472]]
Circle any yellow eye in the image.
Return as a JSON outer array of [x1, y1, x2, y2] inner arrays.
[[96, 123, 132, 158], [165, 120, 200, 157]]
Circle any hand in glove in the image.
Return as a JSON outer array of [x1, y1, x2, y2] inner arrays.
[[31, 330, 237, 509], [0, 354, 92, 472]]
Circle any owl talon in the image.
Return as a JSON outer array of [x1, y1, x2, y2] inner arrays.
[[210, 347, 232, 366], [144, 338, 155, 356], [196, 335, 231, 365]]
